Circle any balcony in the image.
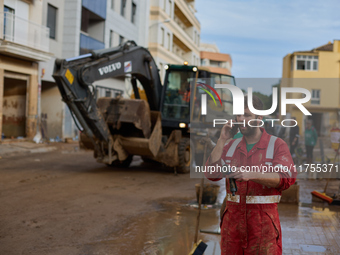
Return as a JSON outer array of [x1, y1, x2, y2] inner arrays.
[[80, 33, 105, 54], [0, 12, 51, 61], [170, 18, 199, 54], [174, 0, 200, 29], [82, 0, 107, 19]]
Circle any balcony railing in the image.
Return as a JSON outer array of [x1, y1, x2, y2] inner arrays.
[[82, 0, 107, 19], [174, 0, 199, 28], [1, 12, 50, 52], [171, 19, 199, 53], [80, 33, 105, 54]]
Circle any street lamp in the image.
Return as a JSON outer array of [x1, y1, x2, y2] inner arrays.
[[149, 19, 171, 28]]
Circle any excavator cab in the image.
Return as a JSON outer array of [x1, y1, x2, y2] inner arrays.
[[160, 64, 236, 135], [161, 65, 195, 130]]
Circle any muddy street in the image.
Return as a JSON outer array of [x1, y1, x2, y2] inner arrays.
[[0, 144, 210, 255], [2, 144, 340, 255]]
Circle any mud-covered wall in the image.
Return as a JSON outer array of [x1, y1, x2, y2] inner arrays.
[[0, 69, 3, 138], [41, 81, 63, 139], [27, 71, 38, 138], [0, 56, 39, 140], [2, 78, 27, 138]]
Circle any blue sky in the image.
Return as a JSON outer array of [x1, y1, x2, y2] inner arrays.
[[195, 0, 340, 94]]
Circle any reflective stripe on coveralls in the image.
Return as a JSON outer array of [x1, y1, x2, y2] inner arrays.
[[225, 136, 278, 160], [275, 164, 293, 177], [265, 136, 277, 159], [226, 194, 282, 204], [226, 135, 278, 167], [226, 138, 242, 157]]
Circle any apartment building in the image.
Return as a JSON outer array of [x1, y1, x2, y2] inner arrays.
[[200, 42, 232, 75], [0, 0, 51, 140], [39, 0, 149, 140], [148, 0, 201, 82], [281, 40, 340, 136]]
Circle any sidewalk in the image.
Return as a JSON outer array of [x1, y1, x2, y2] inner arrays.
[[281, 179, 340, 255], [0, 141, 58, 158]]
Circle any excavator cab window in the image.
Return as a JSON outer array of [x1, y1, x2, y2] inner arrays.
[[162, 69, 195, 121], [192, 72, 236, 123]]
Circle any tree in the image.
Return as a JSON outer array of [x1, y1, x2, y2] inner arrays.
[[253, 91, 272, 111]]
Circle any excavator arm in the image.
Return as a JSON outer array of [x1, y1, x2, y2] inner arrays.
[[53, 41, 163, 159]]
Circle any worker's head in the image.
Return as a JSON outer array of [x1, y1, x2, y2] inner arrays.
[[236, 95, 264, 136], [306, 119, 313, 129]]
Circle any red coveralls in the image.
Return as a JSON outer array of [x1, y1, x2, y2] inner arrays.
[[206, 128, 296, 255]]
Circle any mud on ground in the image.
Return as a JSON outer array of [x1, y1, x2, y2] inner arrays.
[[0, 144, 212, 255]]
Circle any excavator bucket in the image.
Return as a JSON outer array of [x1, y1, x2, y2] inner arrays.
[[115, 111, 162, 157], [97, 97, 152, 138], [96, 97, 162, 158]]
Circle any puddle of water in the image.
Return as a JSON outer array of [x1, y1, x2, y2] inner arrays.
[[300, 244, 327, 252], [82, 202, 221, 255], [81, 180, 340, 255]]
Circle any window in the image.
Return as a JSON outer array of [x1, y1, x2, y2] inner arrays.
[[167, 32, 170, 50], [291, 56, 294, 71], [296, 55, 318, 71], [169, 0, 172, 16], [121, 0, 126, 16], [3, 6, 15, 40], [161, 27, 164, 46], [105, 90, 111, 97], [161, 70, 195, 121], [47, 4, 57, 39], [131, 2, 136, 23], [119, 35, 124, 45], [210, 60, 221, 67], [311, 89, 320, 105], [4, 6, 14, 14], [109, 30, 114, 47], [96, 86, 123, 99], [111, 0, 114, 10]]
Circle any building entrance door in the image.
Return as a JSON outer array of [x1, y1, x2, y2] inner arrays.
[[2, 77, 28, 138]]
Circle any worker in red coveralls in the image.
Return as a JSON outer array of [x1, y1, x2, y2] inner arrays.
[[205, 95, 296, 255]]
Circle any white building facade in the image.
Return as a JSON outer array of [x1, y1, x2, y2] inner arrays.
[[0, 0, 51, 141], [39, 0, 150, 140], [148, 0, 201, 82]]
